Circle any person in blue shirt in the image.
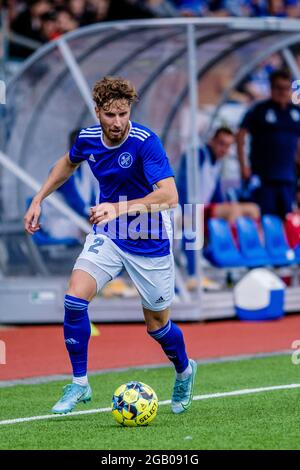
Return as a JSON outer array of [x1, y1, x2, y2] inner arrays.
[[177, 127, 260, 287], [237, 69, 300, 219], [170, 0, 208, 15], [24, 76, 197, 415]]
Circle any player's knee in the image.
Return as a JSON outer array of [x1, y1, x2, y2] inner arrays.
[[67, 271, 96, 302], [144, 307, 170, 332], [66, 280, 91, 301], [66, 287, 91, 302]]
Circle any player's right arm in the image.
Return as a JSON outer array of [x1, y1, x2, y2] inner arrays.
[[24, 153, 80, 235], [236, 127, 251, 181], [236, 104, 257, 181]]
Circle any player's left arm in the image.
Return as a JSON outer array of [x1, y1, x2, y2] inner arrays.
[[124, 176, 178, 213], [90, 177, 178, 225]]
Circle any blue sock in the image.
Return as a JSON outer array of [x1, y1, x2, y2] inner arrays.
[[64, 294, 91, 378], [148, 320, 189, 373]]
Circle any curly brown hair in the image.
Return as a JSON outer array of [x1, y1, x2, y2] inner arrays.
[[92, 76, 138, 109]]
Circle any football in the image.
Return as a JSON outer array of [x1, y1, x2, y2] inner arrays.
[[111, 381, 158, 427]]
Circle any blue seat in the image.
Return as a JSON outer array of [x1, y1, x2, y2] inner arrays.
[[262, 215, 296, 266], [235, 217, 270, 267], [204, 218, 246, 267], [294, 245, 300, 263]]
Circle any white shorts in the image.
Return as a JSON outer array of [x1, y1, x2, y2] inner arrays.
[[73, 233, 175, 311]]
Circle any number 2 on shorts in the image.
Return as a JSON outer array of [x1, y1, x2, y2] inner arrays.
[[88, 237, 104, 254]]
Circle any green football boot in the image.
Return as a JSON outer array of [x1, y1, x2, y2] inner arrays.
[[171, 359, 197, 414], [51, 383, 92, 414]]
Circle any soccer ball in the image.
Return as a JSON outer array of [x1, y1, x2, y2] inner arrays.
[[111, 381, 158, 427]]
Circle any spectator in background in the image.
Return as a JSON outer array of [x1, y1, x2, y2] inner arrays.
[[51, 0, 67, 6], [145, 0, 178, 16], [237, 54, 283, 102], [177, 127, 260, 289], [237, 69, 300, 219], [8, 0, 300, 60], [285, 0, 300, 16], [86, 0, 154, 22], [208, 0, 252, 16], [86, 0, 111, 22], [205, 0, 300, 16], [241, 0, 267, 16], [171, 0, 208, 15], [55, 7, 79, 34], [267, 0, 299, 16], [177, 126, 260, 221], [205, 0, 266, 17], [68, 0, 94, 25], [40, 10, 60, 41], [10, 0, 52, 58]]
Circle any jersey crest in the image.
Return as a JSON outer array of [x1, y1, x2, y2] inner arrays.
[[118, 152, 133, 168]]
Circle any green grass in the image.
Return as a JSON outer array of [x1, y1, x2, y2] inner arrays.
[[1, 355, 300, 450]]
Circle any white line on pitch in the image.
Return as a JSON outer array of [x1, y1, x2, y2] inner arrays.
[[0, 350, 291, 389], [1, 383, 300, 426]]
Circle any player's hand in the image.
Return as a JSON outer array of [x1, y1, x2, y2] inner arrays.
[[24, 199, 42, 235], [241, 165, 252, 181], [89, 203, 119, 225]]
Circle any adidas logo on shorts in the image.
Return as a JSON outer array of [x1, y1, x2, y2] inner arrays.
[[155, 296, 165, 304], [89, 153, 96, 162]]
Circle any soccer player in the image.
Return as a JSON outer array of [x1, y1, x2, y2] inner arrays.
[[24, 76, 197, 415]]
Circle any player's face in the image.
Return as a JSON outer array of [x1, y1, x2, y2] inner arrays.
[[271, 78, 291, 107], [210, 133, 234, 159], [96, 99, 131, 146]]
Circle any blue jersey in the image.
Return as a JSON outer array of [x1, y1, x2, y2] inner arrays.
[[69, 121, 174, 257], [240, 99, 300, 183]]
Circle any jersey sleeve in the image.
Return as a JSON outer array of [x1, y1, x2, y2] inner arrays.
[[141, 134, 174, 186], [69, 133, 86, 164]]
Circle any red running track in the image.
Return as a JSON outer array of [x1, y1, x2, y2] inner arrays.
[[0, 315, 300, 381]]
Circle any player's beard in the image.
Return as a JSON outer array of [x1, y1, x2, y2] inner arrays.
[[105, 123, 130, 145]]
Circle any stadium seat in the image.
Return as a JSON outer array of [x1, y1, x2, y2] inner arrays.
[[294, 245, 300, 263], [284, 213, 300, 264], [284, 213, 300, 248], [262, 215, 296, 266], [235, 217, 270, 268], [204, 218, 246, 267]]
